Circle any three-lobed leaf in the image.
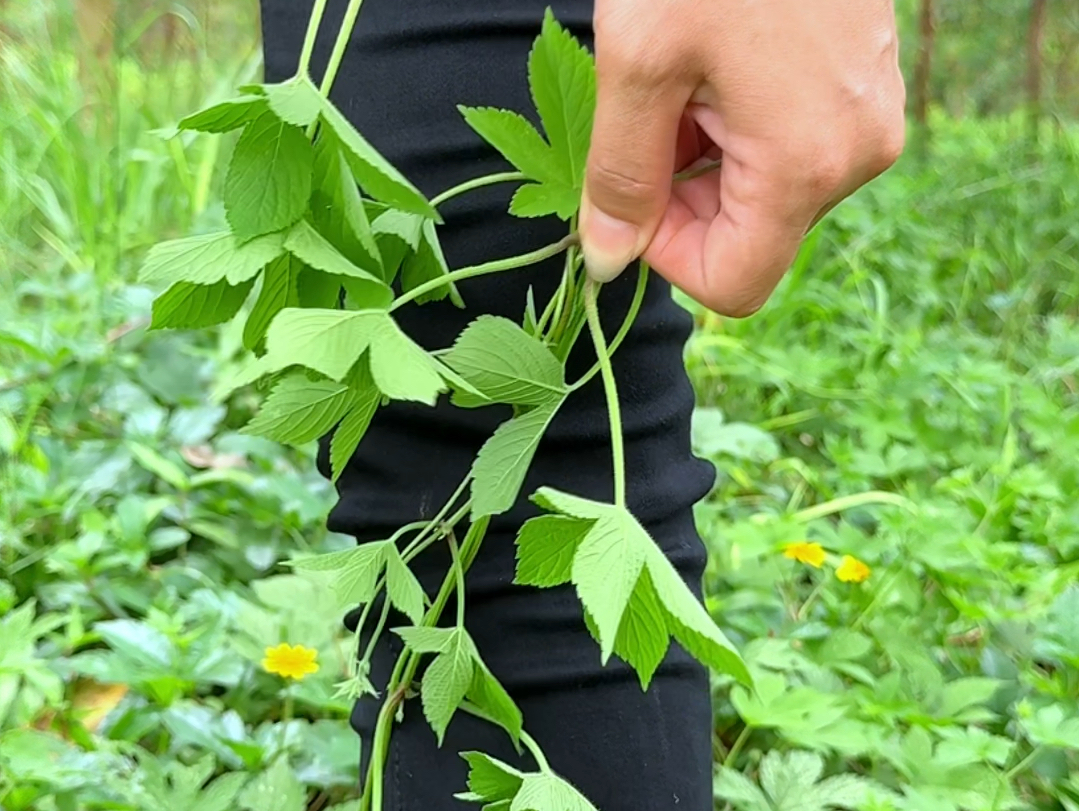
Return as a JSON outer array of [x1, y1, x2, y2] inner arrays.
[[139, 230, 287, 287]]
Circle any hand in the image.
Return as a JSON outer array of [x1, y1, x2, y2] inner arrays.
[[579, 0, 906, 316]]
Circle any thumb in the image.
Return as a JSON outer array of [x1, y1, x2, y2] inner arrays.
[[580, 69, 689, 283]]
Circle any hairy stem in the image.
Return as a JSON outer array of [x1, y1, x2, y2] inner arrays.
[[431, 171, 526, 208], [297, 0, 330, 76], [571, 261, 649, 390], [319, 0, 366, 97], [585, 279, 627, 507], [389, 233, 579, 312]]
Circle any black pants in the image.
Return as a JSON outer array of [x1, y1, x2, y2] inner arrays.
[[260, 2, 716, 808]]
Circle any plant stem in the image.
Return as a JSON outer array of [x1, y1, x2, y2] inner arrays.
[[402, 503, 472, 562], [571, 261, 649, 390], [584, 279, 626, 507], [390, 233, 579, 312], [673, 157, 723, 182], [723, 723, 753, 768], [362, 592, 393, 666], [297, 0, 330, 76], [521, 730, 552, 773], [448, 533, 466, 627], [318, 0, 366, 97], [430, 172, 526, 208], [399, 476, 470, 559]]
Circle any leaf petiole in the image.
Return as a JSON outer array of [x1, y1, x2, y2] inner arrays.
[[448, 533, 466, 627], [570, 260, 648, 391], [584, 279, 627, 507], [297, 0, 331, 76], [389, 233, 579, 312], [430, 171, 527, 208], [319, 0, 367, 98]]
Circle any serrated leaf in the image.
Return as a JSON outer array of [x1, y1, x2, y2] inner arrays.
[[467, 656, 522, 746], [238, 757, 305, 811], [609, 568, 669, 689], [458, 106, 562, 184], [244, 254, 300, 351], [509, 182, 579, 221], [511, 773, 597, 811], [459, 752, 524, 804], [371, 209, 423, 282], [384, 547, 425, 624], [401, 219, 463, 306], [644, 542, 750, 686], [200, 772, 249, 811], [329, 357, 382, 481], [260, 309, 445, 404], [471, 398, 563, 519], [444, 316, 566, 406], [421, 628, 475, 745], [761, 750, 823, 804], [713, 768, 769, 809], [289, 541, 388, 606], [570, 510, 646, 662], [138, 230, 287, 286], [395, 626, 455, 654], [179, 96, 266, 132], [311, 133, 383, 274], [225, 111, 313, 239], [151, 278, 253, 330], [284, 219, 390, 306], [242, 375, 356, 445], [264, 76, 322, 127], [528, 10, 596, 190], [514, 515, 592, 587], [317, 99, 437, 218]]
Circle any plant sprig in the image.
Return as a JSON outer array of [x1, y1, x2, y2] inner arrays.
[[139, 6, 750, 811]]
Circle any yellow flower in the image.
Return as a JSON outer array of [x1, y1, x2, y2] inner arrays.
[[262, 643, 319, 680], [783, 541, 826, 568], [836, 555, 871, 583]]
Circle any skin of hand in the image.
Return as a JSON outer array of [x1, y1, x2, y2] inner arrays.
[[579, 0, 906, 317]]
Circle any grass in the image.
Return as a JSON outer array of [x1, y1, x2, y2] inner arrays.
[[2, 3, 1079, 810]]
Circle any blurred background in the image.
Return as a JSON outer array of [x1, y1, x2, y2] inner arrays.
[[1, 1, 1078, 809]]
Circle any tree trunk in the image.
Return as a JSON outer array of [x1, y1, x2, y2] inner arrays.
[[913, 0, 935, 127], [1027, 0, 1047, 142]]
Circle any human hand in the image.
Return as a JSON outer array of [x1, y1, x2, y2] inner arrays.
[[579, 0, 906, 316]]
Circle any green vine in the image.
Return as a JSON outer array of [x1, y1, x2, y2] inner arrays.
[[139, 5, 751, 810]]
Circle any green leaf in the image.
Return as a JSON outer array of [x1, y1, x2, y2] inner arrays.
[[467, 657, 522, 746], [264, 76, 323, 127], [238, 757, 305, 811], [243, 254, 300, 351], [514, 515, 592, 587], [570, 509, 646, 661], [420, 628, 475, 745], [529, 488, 750, 685], [225, 111, 314, 240], [138, 230, 287, 286], [644, 541, 750, 686], [471, 398, 563, 519], [401, 219, 463, 306], [317, 98, 437, 218], [713, 768, 770, 810], [384, 546, 426, 624], [457, 106, 563, 184], [395, 626, 455, 654], [528, 9, 596, 191], [511, 773, 597, 811], [371, 209, 422, 282], [311, 133, 383, 274], [179, 96, 266, 133], [509, 182, 580, 221], [458, 752, 524, 804], [444, 316, 566, 406], [284, 219, 391, 306], [260, 309, 446, 404], [151, 279, 253, 330], [242, 375, 357, 445], [609, 568, 669, 689], [289, 541, 389, 606], [329, 358, 382, 481]]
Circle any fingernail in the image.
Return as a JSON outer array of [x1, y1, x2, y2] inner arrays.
[[580, 197, 640, 284]]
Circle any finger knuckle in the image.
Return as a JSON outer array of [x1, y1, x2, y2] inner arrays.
[[587, 161, 655, 208]]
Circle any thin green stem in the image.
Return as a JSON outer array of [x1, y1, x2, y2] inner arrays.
[[431, 172, 526, 208], [584, 279, 626, 507], [402, 503, 471, 562], [297, 0, 330, 76], [318, 0, 365, 97], [390, 234, 579, 312], [674, 157, 723, 182], [521, 730, 552, 773], [723, 723, 753, 768], [362, 592, 393, 666], [448, 533, 466, 627], [400, 476, 470, 559], [570, 261, 649, 391], [347, 583, 379, 675]]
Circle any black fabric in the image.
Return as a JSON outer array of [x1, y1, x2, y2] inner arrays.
[[259, 1, 717, 808]]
